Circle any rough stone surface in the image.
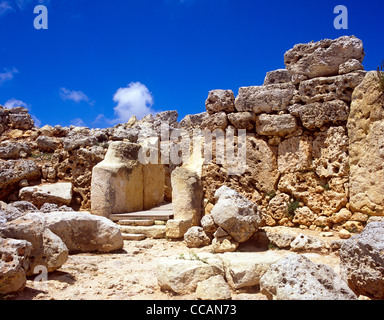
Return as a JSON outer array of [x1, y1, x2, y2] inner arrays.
[[184, 227, 211, 248], [256, 114, 297, 136], [205, 90, 235, 114], [91, 142, 144, 217], [277, 136, 313, 173], [339, 59, 364, 75], [0, 212, 68, 275], [210, 186, 262, 243], [195, 275, 231, 300], [340, 222, 384, 299], [156, 253, 224, 294], [278, 172, 348, 216], [298, 71, 366, 104], [201, 111, 228, 131], [284, 36, 365, 83], [260, 254, 357, 300], [263, 69, 291, 85], [288, 100, 349, 130], [227, 112, 255, 130], [171, 167, 202, 227], [19, 182, 73, 207], [221, 251, 290, 290], [235, 83, 295, 114], [312, 126, 349, 178], [348, 71, 384, 215], [0, 237, 32, 294], [0, 160, 41, 200]]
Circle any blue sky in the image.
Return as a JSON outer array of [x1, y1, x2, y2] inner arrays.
[[0, 0, 383, 128]]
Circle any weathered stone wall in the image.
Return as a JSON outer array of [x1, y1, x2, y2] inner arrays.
[[201, 36, 378, 234]]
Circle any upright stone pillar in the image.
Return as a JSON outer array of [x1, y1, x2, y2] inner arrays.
[[347, 71, 384, 215]]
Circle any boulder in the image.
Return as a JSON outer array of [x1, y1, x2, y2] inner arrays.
[[184, 227, 211, 248], [19, 182, 73, 207], [348, 71, 384, 215], [156, 253, 224, 295], [267, 193, 290, 221], [210, 186, 262, 243], [195, 275, 231, 300], [284, 36, 365, 83], [205, 90, 235, 114], [44, 211, 123, 254], [0, 213, 68, 275], [260, 254, 357, 300], [235, 83, 294, 114], [0, 237, 32, 294], [63, 133, 98, 151], [340, 222, 384, 299]]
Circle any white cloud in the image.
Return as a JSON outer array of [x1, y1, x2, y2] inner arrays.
[[0, 67, 18, 85], [60, 87, 93, 104], [0, 1, 12, 16], [3, 98, 29, 109], [70, 118, 86, 127], [113, 82, 156, 122]]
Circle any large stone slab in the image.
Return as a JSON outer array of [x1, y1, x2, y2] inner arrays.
[[44, 211, 123, 253], [235, 83, 295, 114], [347, 71, 384, 215], [284, 36, 365, 83], [19, 182, 73, 207]]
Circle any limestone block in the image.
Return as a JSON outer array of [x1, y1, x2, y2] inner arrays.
[[19, 182, 73, 207], [284, 36, 365, 83], [171, 167, 202, 226], [256, 114, 297, 136], [235, 83, 294, 114], [347, 71, 384, 215]]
